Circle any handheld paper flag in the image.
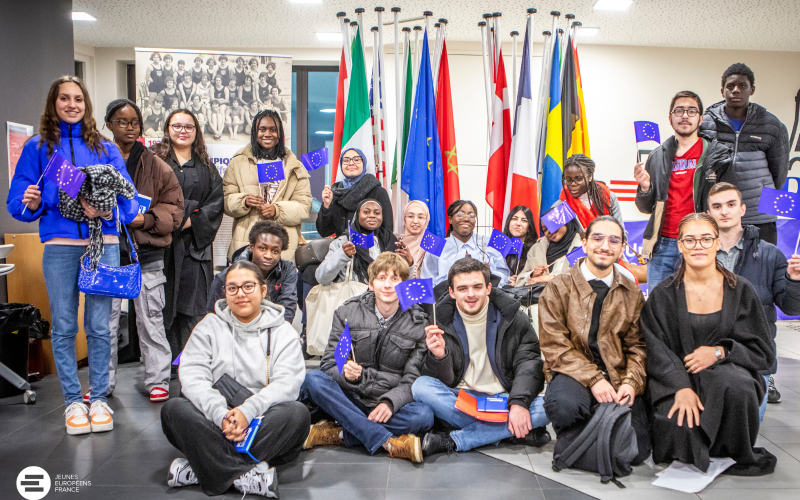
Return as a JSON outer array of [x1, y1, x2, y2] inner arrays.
[[419, 229, 446, 257], [508, 238, 524, 258], [300, 147, 328, 171], [396, 278, 436, 311], [758, 187, 800, 219], [44, 153, 86, 199], [566, 246, 586, 267], [633, 121, 661, 144], [488, 229, 511, 256], [334, 321, 353, 374], [257, 160, 285, 183], [348, 221, 374, 249], [542, 202, 577, 234]]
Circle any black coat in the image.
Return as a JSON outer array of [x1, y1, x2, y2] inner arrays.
[[423, 288, 545, 410], [315, 175, 393, 238]]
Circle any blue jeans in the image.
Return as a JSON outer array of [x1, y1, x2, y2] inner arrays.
[[411, 376, 549, 452], [300, 370, 434, 455], [647, 237, 681, 289], [42, 244, 119, 405], [759, 374, 769, 423]]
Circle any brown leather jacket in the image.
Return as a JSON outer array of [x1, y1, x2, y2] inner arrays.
[[131, 147, 184, 248], [538, 260, 646, 394]]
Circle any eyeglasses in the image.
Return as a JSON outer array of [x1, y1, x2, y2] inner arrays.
[[111, 119, 140, 129], [170, 124, 196, 133], [342, 157, 363, 165], [224, 282, 259, 295], [679, 236, 716, 249], [564, 176, 585, 185], [671, 107, 700, 117], [588, 234, 623, 247], [454, 212, 477, 220]]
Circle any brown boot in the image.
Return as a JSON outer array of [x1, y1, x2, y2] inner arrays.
[[385, 434, 423, 463], [303, 420, 343, 450]]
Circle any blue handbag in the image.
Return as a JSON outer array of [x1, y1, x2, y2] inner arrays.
[[78, 222, 142, 299]]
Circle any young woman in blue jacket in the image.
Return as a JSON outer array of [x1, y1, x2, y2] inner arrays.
[[7, 76, 140, 436]]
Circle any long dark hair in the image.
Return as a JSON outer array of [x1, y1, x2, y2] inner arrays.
[[250, 109, 287, 160], [563, 154, 609, 215], [503, 205, 538, 247], [673, 213, 737, 289], [446, 199, 478, 236], [39, 76, 106, 156], [151, 109, 213, 170]]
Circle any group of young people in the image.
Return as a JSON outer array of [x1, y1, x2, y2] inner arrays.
[[6, 61, 794, 497]]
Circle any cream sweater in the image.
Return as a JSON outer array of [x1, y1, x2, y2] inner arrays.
[[457, 299, 504, 394]]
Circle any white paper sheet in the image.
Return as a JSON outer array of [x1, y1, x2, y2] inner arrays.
[[652, 458, 736, 493]]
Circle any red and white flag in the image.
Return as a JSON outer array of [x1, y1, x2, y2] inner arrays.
[[485, 37, 512, 230], [331, 46, 348, 184]]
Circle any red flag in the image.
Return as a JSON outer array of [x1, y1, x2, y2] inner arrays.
[[331, 47, 348, 184], [486, 48, 512, 230], [436, 40, 460, 227]]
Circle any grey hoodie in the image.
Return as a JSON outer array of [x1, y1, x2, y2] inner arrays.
[[179, 299, 305, 427]]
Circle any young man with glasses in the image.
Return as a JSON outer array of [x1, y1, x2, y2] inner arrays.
[[707, 182, 800, 411], [634, 90, 734, 288], [538, 216, 651, 464]]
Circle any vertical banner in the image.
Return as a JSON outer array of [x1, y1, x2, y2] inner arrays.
[[135, 48, 292, 266]]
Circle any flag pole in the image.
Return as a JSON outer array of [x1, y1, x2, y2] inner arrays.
[[493, 12, 502, 65], [572, 21, 582, 48], [376, 7, 388, 193], [355, 8, 365, 53], [392, 6, 403, 231], [432, 22, 440, 83], [350, 20, 358, 43], [562, 14, 575, 78], [337, 12, 352, 75], [412, 26, 422, 96], [483, 13, 494, 83], [479, 21, 492, 143], [434, 19, 447, 84], [511, 30, 519, 121], [423, 10, 432, 34], [371, 26, 383, 185]]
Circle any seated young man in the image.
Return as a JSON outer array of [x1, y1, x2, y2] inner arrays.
[[300, 252, 433, 462], [207, 221, 298, 323], [412, 257, 551, 456], [538, 216, 650, 464]]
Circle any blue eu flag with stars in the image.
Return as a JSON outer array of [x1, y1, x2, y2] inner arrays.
[[396, 278, 436, 312], [508, 238, 524, 258], [300, 147, 328, 171], [44, 152, 86, 199], [257, 160, 285, 183], [334, 321, 353, 374], [634, 121, 661, 144], [758, 187, 800, 219], [348, 222, 374, 249], [419, 229, 446, 257], [541, 202, 577, 234], [488, 229, 511, 256]]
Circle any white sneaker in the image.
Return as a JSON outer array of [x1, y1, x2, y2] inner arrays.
[[89, 401, 114, 432], [233, 462, 278, 498], [64, 402, 91, 435], [167, 458, 199, 487]]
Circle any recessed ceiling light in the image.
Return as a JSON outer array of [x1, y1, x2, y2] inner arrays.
[[316, 131, 334, 135], [72, 11, 97, 21], [594, 0, 633, 11], [316, 33, 343, 42], [577, 27, 600, 37], [319, 109, 336, 113]]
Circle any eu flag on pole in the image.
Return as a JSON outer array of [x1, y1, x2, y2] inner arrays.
[[44, 152, 86, 199], [634, 121, 661, 144], [396, 278, 436, 311], [759, 187, 800, 219], [419, 229, 446, 257], [348, 221, 374, 249], [489, 229, 511, 256], [400, 31, 446, 237], [257, 160, 285, 183], [542, 202, 577, 234], [334, 321, 353, 374], [300, 147, 328, 171]]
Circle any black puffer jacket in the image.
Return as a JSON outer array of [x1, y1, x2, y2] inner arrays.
[[315, 174, 393, 238], [320, 291, 427, 411], [700, 101, 790, 225], [422, 287, 545, 410]]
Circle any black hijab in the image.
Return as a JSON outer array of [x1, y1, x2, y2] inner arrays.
[[350, 198, 398, 282], [545, 218, 581, 265]]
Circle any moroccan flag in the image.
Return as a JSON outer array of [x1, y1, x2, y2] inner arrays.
[[541, 32, 564, 213], [331, 46, 347, 184], [436, 39, 460, 223], [340, 28, 375, 178], [486, 37, 512, 230]]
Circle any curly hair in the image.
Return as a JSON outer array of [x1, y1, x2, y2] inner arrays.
[[722, 62, 755, 87], [39, 76, 106, 156], [248, 220, 289, 251], [151, 109, 213, 170], [673, 213, 737, 289]]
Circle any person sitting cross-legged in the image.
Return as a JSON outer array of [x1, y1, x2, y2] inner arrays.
[[300, 252, 433, 463], [412, 257, 551, 456]]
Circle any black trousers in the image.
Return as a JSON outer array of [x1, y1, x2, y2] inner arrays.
[[161, 397, 310, 496], [753, 222, 777, 246], [166, 313, 204, 363], [544, 372, 651, 464]]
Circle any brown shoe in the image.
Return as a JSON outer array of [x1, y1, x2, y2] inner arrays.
[[385, 434, 423, 463], [303, 420, 343, 450]]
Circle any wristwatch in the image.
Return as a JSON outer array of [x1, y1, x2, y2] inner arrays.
[[714, 346, 723, 360]]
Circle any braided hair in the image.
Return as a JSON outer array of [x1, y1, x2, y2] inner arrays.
[[563, 154, 610, 216], [672, 212, 737, 289], [249, 109, 286, 160], [446, 199, 478, 236]]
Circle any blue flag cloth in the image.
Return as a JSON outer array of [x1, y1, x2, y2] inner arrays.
[[758, 187, 800, 219], [400, 31, 446, 237], [172, 352, 182, 366], [300, 147, 328, 171], [396, 278, 436, 311], [419, 229, 446, 257], [566, 246, 586, 267], [348, 221, 374, 249], [542, 202, 578, 234], [44, 152, 86, 199], [634, 121, 660, 144], [334, 321, 353, 374], [488, 229, 512, 256], [508, 238, 524, 258], [257, 160, 285, 183]]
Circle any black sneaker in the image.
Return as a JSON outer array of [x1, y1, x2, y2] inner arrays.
[[768, 375, 781, 404], [508, 427, 552, 448], [421, 432, 456, 457]]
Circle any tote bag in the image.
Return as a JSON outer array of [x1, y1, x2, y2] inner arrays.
[[305, 261, 368, 356]]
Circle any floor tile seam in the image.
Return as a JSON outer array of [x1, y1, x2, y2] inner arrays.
[[0, 403, 67, 438]]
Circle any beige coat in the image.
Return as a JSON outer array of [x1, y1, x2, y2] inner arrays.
[[516, 233, 583, 284], [223, 145, 312, 262]]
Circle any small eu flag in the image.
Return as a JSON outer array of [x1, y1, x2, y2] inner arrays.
[[257, 160, 285, 183], [419, 229, 446, 257], [758, 187, 800, 219], [566, 246, 586, 267], [634, 121, 660, 144], [44, 152, 86, 199], [348, 221, 374, 249], [508, 238, 524, 258], [172, 351, 182, 366], [488, 229, 511, 256], [334, 321, 353, 374], [396, 278, 436, 311], [300, 147, 328, 171], [541, 202, 577, 234]]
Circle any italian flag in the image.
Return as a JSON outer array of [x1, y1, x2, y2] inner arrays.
[[340, 28, 375, 178]]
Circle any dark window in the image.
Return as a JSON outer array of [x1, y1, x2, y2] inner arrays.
[[74, 60, 85, 80]]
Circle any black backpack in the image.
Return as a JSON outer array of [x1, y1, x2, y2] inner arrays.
[[552, 402, 639, 488]]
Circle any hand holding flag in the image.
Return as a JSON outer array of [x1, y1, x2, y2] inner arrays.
[[488, 229, 512, 256], [348, 221, 374, 249], [44, 152, 86, 199], [334, 320, 354, 374], [419, 229, 446, 257], [300, 147, 328, 171], [257, 160, 285, 184], [541, 202, 577, 234], [633, 121, 661, 144], [396, 278, 436, 312]]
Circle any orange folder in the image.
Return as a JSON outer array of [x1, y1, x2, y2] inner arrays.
[[454, 389, 508, 422]]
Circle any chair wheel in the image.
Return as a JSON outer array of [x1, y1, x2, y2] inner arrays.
[[23, 390, 36, 404]]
